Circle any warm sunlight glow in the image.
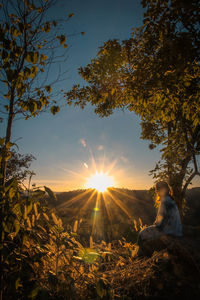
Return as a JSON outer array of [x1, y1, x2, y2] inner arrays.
[[86, 171, 114, 192]]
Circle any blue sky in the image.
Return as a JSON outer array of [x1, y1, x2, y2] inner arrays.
[[2, 0, 200, 191]]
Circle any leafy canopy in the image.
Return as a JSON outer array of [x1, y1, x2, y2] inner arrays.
[[0, 0, 74, 121]]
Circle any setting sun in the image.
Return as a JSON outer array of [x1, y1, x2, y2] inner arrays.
[[86, 171, 114, 192]]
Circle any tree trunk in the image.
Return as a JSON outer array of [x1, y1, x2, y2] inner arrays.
[[171, 183, 184, 220], [0, 93, 15, 300], [166, 123, 186, 220], [0, 93, 14, 181]]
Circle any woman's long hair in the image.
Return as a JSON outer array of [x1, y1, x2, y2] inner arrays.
[[155, 181, 173, 197], [154, 181, 174, 207]]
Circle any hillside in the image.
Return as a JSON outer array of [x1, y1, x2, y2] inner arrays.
[[46, 187, 200, 299], [49, 187, 200, 243], [41, 187, 200, 299]]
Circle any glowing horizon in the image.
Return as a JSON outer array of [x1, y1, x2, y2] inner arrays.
[[85, 171, 114, 193]]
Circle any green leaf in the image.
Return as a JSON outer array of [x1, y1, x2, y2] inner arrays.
[[5, 177, 18, 193], [25, 52, 34, 63], [5, 141, 14, 149], [44, 186, 57, 201], [32, 52, 39, 64], [12, 203, 21, 217], [25, 52, 39, 64], [15, 278, 20, 290], [50, 105, 59, 115], [44, 22, 50, 33], [40, 54, 48, 61], [14, 219, 20, 235], [26, 202, 33, 215], [0, 138, 5, 146], [56, 35, 66, 45], [45, 85, 52, 93], [2, 220, 12, 233], [29, 101, 37, 113], [5, 152, 12, 161], [184, 81, 191, 87], [9, 187, 16, 199], [28, 287, 39, 299], [68, 13, 74, 18], [96, 279, 106, 299], [30, 66, 38, 79]]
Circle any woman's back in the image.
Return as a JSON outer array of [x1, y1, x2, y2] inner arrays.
[[155, 195, 182, 237]]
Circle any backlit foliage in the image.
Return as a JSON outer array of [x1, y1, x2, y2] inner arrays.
[[0, 0, 70, 121], [66, 0, 200, 212], [0, 146, 134, 299], [0, 1, 78, 298]]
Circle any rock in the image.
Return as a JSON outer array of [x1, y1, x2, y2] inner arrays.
[[182, 224, 200, 237], [139, 234, 179, 256]]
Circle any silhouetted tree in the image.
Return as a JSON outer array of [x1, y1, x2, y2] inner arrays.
[[6, 150, 35, 182]]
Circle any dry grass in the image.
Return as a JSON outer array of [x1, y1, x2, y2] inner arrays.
[[75, 237, 200, 299]]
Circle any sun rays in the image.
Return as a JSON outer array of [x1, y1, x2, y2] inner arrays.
[[56, 187, 135, 241], [86, 171, 114, 192], [55, 152, 137, 240]]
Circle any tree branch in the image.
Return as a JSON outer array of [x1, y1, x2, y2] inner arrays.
[[182, 154, 200, 194]]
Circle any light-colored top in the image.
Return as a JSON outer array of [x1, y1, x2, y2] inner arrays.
[[155, 195, 182, 237]]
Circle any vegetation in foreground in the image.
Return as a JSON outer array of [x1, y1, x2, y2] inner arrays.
[[1, 162, 200, 300]]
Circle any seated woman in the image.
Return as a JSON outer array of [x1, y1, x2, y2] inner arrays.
[[137, 181, 182, 255]]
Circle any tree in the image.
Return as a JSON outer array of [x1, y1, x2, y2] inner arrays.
[[0, 1, 80, 298], [0, 0, 79, 182], [66, 0, 200, 214], [6, 150, 35, 182]]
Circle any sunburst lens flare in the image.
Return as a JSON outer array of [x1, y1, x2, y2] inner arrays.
[[86, 171, 114, 193]]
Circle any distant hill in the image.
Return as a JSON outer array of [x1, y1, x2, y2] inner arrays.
[[49, 187, 200, 243]]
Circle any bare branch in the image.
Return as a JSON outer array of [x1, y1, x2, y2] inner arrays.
[[182, 154, 200, 194]]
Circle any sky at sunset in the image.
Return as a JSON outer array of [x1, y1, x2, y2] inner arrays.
[[3, 0, 200, 191]]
